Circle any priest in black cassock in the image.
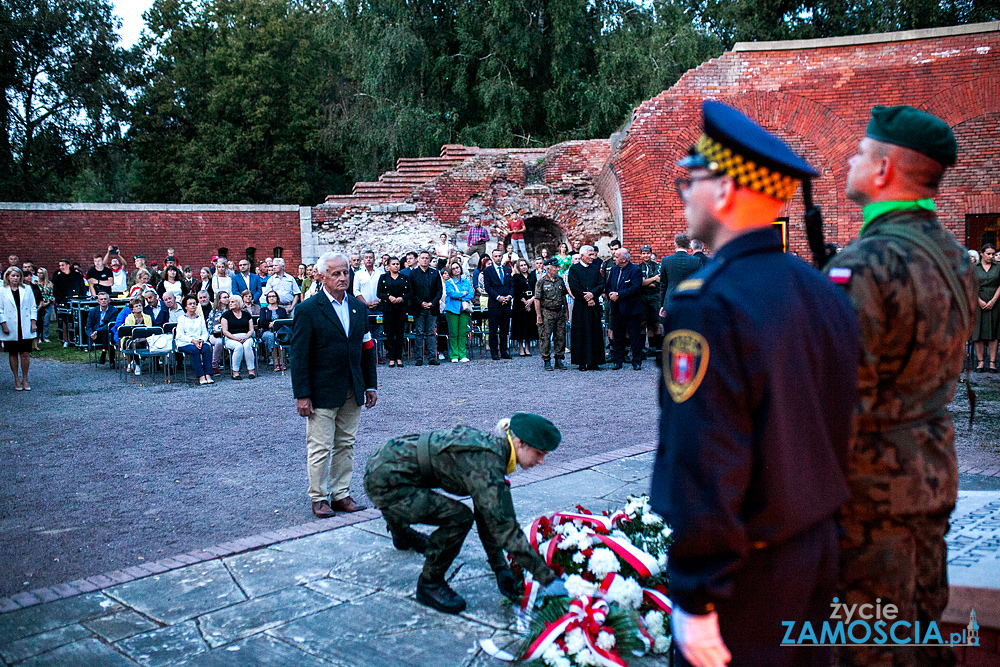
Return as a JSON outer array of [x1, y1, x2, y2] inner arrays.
[[567, 245, 606, 371]]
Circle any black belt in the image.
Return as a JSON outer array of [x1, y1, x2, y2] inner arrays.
[[415, 433, 435, 487]]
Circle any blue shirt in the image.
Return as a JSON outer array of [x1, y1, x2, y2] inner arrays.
[[444, 277, 474, 314]]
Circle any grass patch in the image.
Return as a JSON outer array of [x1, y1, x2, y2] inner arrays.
[[28, 321, 91, 363]]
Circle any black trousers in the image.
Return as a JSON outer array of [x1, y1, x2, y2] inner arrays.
[[488, 305, 510, 357], [611, 312, 643, 363], [93, 329, 115, 360], [674, 519, 838, 667], [382, 308, 406, 360]]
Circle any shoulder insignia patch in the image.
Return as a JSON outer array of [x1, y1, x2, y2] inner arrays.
[[676, 278, 703, 293], [662, 329, 710, 403], [828, 267, 852, 285]]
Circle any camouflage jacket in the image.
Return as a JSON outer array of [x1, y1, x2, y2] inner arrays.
[[826, 209, 978, 517], [366, 425, 556, 584]]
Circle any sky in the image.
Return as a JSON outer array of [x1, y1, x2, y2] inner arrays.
[[111, 0, 156, 47]]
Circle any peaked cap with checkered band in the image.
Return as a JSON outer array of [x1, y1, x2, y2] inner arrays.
[[678, 100, 818, 202]]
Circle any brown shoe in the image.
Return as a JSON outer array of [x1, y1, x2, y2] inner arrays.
[[312, 500, 336, 518], [330, 496, 367, 513]]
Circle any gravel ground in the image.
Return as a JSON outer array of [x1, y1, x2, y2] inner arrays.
[[1, 354, 997, 598]]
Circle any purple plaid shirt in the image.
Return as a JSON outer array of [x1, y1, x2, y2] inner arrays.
[[466, 225, 490, 247]]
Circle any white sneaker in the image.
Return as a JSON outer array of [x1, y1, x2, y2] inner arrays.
[[438, 353, 446, 360], [63, 341, 68, 348], [134, 365, 142, 376], [460, 357, 470, 363], [451, 358, 458, 363]]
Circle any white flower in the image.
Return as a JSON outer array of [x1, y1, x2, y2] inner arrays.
[[555, 658, 572, 667], [653, 635, 672, 654], [542, 644, 566, 666], [596, 631, 617, 650], [641, 512, 663, 526], [660, 526, 673, 539], [605, 576, 643, 609], [644, 610, 665, 636], [564, 628, 588, 655], [575, 648, 597, 666], [587, 548, 621, 578], [572, 552, 586, 564], [611, 529, 628, 540], [623, 496, 648, 518], [657, 552, 668, 569], [564, 574, 597, 598]]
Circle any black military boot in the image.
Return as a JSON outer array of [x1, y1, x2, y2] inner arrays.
[[390, 526, 428, 553], [554, 359, 568, 370], [416, 575, 467, 614], [544, 359, 553, 371]]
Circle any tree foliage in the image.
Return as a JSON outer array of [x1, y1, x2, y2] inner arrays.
[[4, 0, 994, 203]]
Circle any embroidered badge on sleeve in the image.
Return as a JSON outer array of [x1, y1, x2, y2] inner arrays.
[[663, 329, 710, 403]]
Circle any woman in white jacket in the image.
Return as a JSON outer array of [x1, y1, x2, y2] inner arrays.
[[176, 294, 215, 385], [0, 267, 37, 391]]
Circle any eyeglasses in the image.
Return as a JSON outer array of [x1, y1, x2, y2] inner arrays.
[[675, 173, 727, 201]]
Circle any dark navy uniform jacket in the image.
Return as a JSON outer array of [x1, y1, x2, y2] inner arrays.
[[650, 227, 859, 615]]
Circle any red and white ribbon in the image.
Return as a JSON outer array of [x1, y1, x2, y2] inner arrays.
[[519, 572, 541, 615], [522, 597, 627, 667], [598, 573, 672, 616], [550, 510, 627, 532], [594, 534, 661, 578]]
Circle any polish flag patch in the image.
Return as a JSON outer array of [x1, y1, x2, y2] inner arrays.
[[828, 267, 852, 285], [362, 332, 375, 350]]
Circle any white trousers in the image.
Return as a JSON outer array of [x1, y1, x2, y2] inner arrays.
[[224, 336, 256, 371]]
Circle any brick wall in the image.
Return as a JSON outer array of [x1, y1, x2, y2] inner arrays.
[[0, 204, 303, 275], [309, 141, 617, 258], [609, 23, 1000, 257]]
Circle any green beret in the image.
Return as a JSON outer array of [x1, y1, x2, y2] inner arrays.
[[866, 105, 956, 167], [510, 413, 561, 452]]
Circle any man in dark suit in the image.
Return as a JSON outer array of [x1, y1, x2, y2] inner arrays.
[[291, 252, 378, 519], [605, 248, 645, 370], [232, 259, 263, 303], [85, 291, 119, 367], [482, 249, 513, 359], [143, 289, 170, 327], [408, 250, 442, 366], [659, 233, 704, 316]]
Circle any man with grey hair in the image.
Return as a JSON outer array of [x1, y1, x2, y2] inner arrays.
[[605, 248, 644, 370], [265, 257, 301, 314], [291, 252, 378, 518], [162, 291, 182, 323], [690, 238, 709, 266], [143, 289, 169, 327], [566, 245, 605, 370]]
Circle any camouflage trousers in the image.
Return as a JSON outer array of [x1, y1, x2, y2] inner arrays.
[[364, 467, 506, 580], [538, 309, 566, 361], [836, 509, 954, 667]]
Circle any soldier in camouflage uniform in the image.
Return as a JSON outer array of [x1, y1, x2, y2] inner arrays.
[[363, 413, 566, 614], [826, 106, 978, 667], [534, 258, 569, 371]]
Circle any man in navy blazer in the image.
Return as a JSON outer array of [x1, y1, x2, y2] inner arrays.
[[232, 259, 263, 303], [290, 252, 378, 519], [85, 291, 119, 367], [605, 248, 645, 370], [143, 289, 170, 328], [482, 248, 513, 360]]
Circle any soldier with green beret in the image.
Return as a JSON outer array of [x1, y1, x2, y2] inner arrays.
[[363, 413, 567, 614], [827, 105, 977, 667]]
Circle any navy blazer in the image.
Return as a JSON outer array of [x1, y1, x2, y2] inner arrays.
[[145, 305, 170, 328], [605, 262, 644, 319], [232, 272, 263, 303], [289, 291, 377, 410], [482, 264, 513, 309], [660, 251, 704, 307], [85, 304, 119, 337]]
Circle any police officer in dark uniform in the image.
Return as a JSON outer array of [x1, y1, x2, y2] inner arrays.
[[364, 413, 568, 615], [650, 100, 860, 667]]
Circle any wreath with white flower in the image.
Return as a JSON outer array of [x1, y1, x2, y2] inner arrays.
[[509, 495, 674, 666]]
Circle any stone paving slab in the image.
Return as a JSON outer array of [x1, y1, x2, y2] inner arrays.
[[303, 577, 378, 603], [0, 593, 117, 646], [222, 549, 331, 598], [104, 561, 246, 625], [82, 610, 160, 643], [116, 620, 207, 667], [0, 623, 91, 664], [196, 586, 337, 648], [175, 633, 333, 667], [18, 637, 137, 667]]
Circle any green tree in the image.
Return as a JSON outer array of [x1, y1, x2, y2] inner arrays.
[[0, 0, 131, 201]]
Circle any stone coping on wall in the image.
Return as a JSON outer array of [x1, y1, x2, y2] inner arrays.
[[0, 203, 303, 212], [734, 20, 999, 52]]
